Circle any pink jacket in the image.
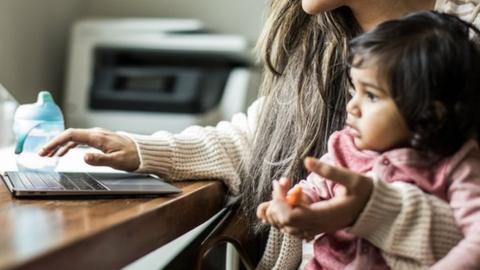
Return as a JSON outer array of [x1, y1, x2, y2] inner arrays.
[[300, 129, 480, 269]]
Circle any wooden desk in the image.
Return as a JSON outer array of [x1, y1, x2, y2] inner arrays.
[[0, 179, 226, 270]]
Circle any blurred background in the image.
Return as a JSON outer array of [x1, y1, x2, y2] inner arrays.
[[0, 0, 266, 104]]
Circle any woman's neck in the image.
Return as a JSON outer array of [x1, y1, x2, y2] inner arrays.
[[349, 0, 436, 31]]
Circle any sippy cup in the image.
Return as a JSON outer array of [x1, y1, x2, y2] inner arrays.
[[13, 91, 65, 172]]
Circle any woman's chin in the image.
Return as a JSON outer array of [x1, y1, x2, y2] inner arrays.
[[301, 0, 343, 15], [301, 2, 318, 15], [302, 0, 319, 15]]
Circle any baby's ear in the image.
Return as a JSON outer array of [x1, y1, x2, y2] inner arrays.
[[433, 101, 446, 121]]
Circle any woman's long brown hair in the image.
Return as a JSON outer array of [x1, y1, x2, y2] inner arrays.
[[240, 0, 361, 232]]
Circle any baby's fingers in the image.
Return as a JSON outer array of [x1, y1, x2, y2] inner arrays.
[[256, 202, 270, 223], [265, 205, 280, 227], [266, 200, 291, 228]]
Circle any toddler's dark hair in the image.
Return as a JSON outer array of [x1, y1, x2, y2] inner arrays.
[[348, 11, 480, 157]]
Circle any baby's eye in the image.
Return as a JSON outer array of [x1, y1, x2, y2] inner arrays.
[[366, 91, 379, 102]]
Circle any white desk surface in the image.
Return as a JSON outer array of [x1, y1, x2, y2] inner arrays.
[[0, 146, 120, 173]]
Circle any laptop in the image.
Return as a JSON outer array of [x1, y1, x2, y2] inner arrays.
[[1, 171, 181, 197]]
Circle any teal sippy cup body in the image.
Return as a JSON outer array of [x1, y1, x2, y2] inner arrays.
[[13, 91, 64, 172]]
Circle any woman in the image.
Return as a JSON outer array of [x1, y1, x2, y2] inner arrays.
[[40, 0, 480, 268]]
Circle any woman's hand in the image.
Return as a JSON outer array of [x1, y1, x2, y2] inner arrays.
[[38, 128, 140, 171], [258, 157, 374, 240]]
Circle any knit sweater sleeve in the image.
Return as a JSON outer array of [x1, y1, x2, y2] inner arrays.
[[436, 0, 480, 28], [118, 98, 262, 195], [349, 177, 462, 269]]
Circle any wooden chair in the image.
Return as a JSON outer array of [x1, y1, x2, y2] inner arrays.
[[163, 196, 264, 270], [195, 204, 261, 270]]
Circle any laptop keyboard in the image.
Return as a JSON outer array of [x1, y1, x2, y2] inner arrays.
[[7, 172, 108, 191]]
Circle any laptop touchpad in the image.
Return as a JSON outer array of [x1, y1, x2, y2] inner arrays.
[[92, 173, 170, 191]]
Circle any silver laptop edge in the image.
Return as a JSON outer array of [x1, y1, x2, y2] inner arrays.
[[1, 172, 181, 197]]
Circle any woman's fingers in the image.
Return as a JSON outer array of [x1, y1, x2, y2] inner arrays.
[[265, 198, 293, 228], [51, 141, 78, 157], [308, 196, 356, 231], [37, 128, 140, 171], [39, 128, 110, 156], [304, 157, 366, 192], [304, 157, 353, 187], [277, 206, 317, 240], [265, 204, 281, 227], [279, 197, 356, 234], [39, 129, 88, 156], [304, 159, 373, 225]]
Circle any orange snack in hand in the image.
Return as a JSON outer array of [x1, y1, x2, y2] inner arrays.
[[286, 186, 303, 206]]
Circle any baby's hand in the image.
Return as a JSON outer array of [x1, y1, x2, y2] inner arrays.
[[256, 178, 293, 226], [256, 180, 319, 240]]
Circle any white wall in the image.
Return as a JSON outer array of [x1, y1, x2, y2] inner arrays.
[[0, 0, 85, 103], [83, 0, 267, 43]]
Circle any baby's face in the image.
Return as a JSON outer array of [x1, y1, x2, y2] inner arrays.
[[346, 65, 411, 152]]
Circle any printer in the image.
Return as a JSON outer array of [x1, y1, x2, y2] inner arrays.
[[63, 19, 260, 134]]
